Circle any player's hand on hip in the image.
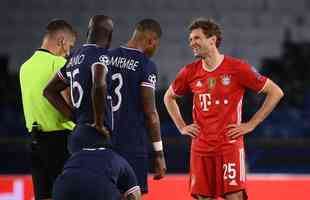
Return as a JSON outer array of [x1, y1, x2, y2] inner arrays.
[[180, 124, 200, 138], [226, 122, 255, 139], [153, 151, 166, 180], [91, 123, 111, 139]]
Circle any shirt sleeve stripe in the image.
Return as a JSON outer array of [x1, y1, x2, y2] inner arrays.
[[57, 71, 68, 83], [258, 78, 269, 94], [141, 82, 155, 89], [124, 186, 140, 197], [170, 85, 183, 97]]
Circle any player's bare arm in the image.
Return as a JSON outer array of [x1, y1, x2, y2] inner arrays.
[[91, 63, 110, 138], [141, 86, 166, 180], [60, 87, 73, 108], [43, 74, 73, 120], [126, 190, 142, 200], [227, 79, 284, 139], [164, 86, 200, 138]]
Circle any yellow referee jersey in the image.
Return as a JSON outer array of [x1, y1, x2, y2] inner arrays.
[[20, 49, 74, 132]]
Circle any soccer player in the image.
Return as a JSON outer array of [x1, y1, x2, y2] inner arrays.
[[52, 125, 141, 200], [108, 19, 166, 193], [19, 19, 76, 200], [44, 15, 114, 153], [164, 18, 284, 200]]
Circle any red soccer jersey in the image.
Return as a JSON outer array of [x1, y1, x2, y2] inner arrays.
[[171, 56, 268, 155]]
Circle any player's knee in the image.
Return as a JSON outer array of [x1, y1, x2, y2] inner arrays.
[[225, 190, 244, 200], [197, 195, 216, 200]]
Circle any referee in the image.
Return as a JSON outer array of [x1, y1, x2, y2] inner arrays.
[[19, 19, 76, 200]]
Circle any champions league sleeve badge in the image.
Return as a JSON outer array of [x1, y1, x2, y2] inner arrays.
[[148, 74, 157, 87], [99, 55, 110, 65]]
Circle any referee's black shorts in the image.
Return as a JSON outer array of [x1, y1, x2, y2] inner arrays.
[[29, 129, 71, 200]]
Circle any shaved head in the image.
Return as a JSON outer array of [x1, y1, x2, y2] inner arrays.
[[87, 15, 114, 48], [88, 15, 113, 32]]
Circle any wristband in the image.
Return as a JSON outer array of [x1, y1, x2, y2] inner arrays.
[[152, 141, 163, 151]]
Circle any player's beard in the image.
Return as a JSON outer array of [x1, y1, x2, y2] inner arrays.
[[193, 47, 208, 59], [145, 47, 156, 58], [192, 47, 205, 59], [194, 52, 206, 59]]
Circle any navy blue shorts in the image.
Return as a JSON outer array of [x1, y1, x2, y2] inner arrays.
[[53, 170, 121, 200], [68, 125, 109, 154], [119, 154, 148, 194]]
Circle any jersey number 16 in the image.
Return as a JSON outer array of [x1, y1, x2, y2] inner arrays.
[[67, 69, 84, 108]]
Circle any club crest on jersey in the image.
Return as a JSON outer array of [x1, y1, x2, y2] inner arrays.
[[207, 77, 216, 90], [221, 74, 231, 86]]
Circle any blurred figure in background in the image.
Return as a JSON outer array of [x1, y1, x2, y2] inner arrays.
[[19, 19, 76, 200], [164, 18, 283, 200]]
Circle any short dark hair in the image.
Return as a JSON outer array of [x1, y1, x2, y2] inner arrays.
[[87, 15, 113, 45], [136, 19, 162, 38], [189, 18, 222, 47], [45, 19, 76, 37]]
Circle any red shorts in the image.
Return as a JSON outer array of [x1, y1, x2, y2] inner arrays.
[[189, 147, 247, 199]]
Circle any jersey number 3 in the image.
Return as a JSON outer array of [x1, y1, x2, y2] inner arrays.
[[112, 73, 123, 112]]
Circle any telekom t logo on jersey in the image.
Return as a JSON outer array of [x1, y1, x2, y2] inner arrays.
[[199, 93, 211, 111], [198, 93, 229, 111]]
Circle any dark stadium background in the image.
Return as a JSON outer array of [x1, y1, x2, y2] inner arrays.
[[0, 0, 309, 199]]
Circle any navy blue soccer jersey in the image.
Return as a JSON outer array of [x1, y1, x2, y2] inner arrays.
[[53, 146, 140, 200], [57, 44, 113, 131], [65, 147, 139, 195], [108, 46, 158, 155]]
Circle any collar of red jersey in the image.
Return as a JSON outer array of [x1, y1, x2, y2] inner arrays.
[[202, 55, 225, 72]]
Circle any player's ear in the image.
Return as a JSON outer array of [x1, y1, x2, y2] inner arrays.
[[210, 35, 217, 46], [57, 35, 65, 47], [147, 38, 157, 48]]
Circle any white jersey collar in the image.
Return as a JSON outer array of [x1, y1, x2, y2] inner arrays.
[[202, 55, 225, 72]]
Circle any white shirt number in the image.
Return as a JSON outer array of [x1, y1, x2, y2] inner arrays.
[[67, 69, 83, 108], [112, 73, 123, 112]]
